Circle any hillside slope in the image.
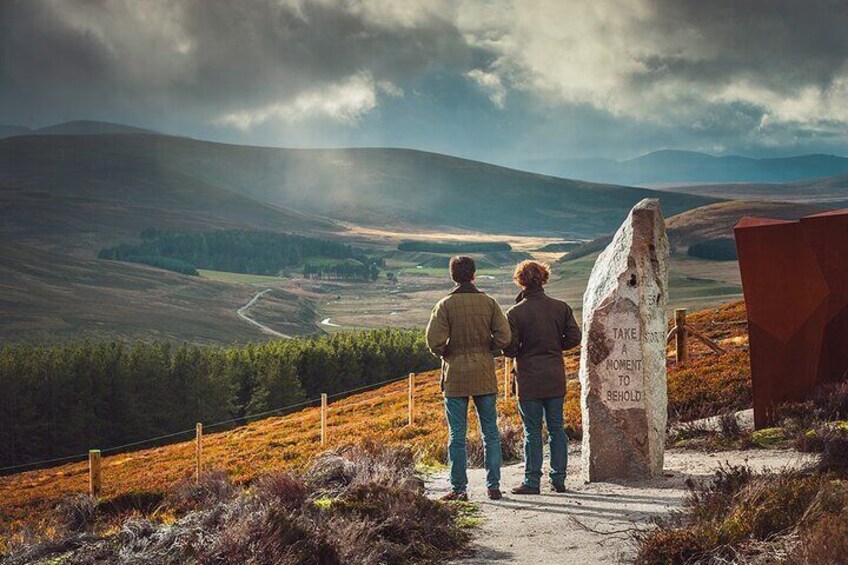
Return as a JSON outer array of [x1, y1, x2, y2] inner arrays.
[[0, 302, 751, 540], [665, 200, 831, 250], [0, 141, 340, 256], [0, 244, 315, 343], [563, 199, 832, 261], [0, 134, 718, 240], [654, 173, 848, 207]]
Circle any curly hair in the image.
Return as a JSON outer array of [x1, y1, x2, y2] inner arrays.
[[513, 260, 551, 289]]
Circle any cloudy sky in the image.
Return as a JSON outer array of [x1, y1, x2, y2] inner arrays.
[[2, 0, 847, 167]]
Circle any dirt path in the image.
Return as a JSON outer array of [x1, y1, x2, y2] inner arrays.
[[236, 289, 291, 338], [428, 447, 812, 564]]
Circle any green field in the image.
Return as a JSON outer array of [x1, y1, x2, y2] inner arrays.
[[199, 270, 286, 285]]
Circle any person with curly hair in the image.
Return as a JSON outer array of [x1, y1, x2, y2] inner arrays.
[[504, 260, 581, 494]]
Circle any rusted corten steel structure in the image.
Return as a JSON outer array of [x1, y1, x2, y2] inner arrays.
[[734, 210, 848, 429]]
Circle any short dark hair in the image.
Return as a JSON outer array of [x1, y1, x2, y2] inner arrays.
[[449, 256, 476, 283]]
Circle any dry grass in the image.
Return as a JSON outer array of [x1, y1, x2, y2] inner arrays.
[[0, 301, 755, 551], [3, 443, 470, 564]]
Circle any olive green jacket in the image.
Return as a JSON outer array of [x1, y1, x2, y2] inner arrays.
[[425, 282, 511, 397]]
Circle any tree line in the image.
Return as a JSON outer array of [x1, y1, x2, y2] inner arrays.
[[99, 229, 377, 276], [0, 330, 437, 470], [302, 261, 382, 281], [687, 238, 738, 261]]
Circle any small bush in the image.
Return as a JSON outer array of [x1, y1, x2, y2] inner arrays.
[[466, 421, 523, 467], [633, 465, 837, 564], [8, 445, 469, 564], [791, 509, 848, 564], [54, 495, 97, 534], [718, 412, 742, 441], [252, 472, 307, 511], [168, 469, 236, 513]]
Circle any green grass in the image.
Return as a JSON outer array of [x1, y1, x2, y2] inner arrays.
[[199, 270, 285, 285], [452, 501, 484, 529]]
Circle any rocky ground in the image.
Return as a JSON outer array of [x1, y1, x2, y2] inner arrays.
[[428, 445, 813, 564]]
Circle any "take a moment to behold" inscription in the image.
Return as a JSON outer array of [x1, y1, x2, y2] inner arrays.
[[580, 198, 669, 482]]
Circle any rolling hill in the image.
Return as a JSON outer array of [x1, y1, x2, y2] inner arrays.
[[564, 199, 832, 259], [0, 120, 158, 140], [0, 243, 317, 344], [0, 132, 718, 242], [653, 173, 848, 208], [664, 200, 832, 251], [528, 150, 848, 186]]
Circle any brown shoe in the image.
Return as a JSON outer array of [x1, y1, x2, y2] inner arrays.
[[551, 483, 567, 493], [511, 484, 541, 495], [487, 489, 502, 500], [440, 491, 468, 502]]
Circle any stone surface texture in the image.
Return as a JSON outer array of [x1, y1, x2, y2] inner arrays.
[[734, 209, 848, 429], [579, 198, 669, 482]]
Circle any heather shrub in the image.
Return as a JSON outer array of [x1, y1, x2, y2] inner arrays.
[[634, 466, 837, 565], [305, 440, 417, 496], [330, 483, 469, 563], [466, 421, 523, 467], [791, 509, 848, 564], [4, 445, 469, 564], [667, 350, 752, 423], [252, 472, 308, 511], [168, 469, 236, 513], [54, 495, 98, 534]]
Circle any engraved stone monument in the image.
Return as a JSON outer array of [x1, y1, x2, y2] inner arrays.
[[579, 198, 669, 482]]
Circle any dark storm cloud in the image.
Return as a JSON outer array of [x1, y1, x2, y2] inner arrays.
[[0, 0, 476, 126], [0, 0, 845, 158]]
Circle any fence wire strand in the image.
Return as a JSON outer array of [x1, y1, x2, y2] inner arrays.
[[0, 371, 428, 474]]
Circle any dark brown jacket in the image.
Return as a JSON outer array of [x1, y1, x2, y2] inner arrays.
[[504, 286, 581, 400]]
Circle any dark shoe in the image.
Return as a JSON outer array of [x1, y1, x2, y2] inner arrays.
[[441, 491, 468, 502], [551, 483, 567, 493], [487, 489, 502, 500], [511, 484, 541, 495]]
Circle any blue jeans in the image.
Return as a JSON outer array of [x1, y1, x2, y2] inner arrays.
[[517, 396, 567, 488], [444, 394, 501, 493]]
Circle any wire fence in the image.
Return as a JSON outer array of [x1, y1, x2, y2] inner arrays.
[[0, 372, 418, 475]]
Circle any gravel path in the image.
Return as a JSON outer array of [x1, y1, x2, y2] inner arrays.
[[428, 446, 812, 564], [236, 288, 291, 338]]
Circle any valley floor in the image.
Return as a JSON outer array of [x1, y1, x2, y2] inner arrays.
[[429, 447, 812, 564]]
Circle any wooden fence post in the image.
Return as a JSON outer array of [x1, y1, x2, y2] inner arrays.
[[89, 449, 101, 498], [408, 373, 415, 426], [195, 423, 203, 482], [320, 393, 328, 446], [675, 308, 689, 364], [504, 357, 511, 400]]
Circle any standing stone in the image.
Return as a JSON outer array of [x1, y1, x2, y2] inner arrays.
[[579, 198, 669, 482]]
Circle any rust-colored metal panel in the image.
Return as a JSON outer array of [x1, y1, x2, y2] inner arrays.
[[734, 210, 848, 429]]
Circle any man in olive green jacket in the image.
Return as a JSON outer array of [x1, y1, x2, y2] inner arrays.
[[426, 256, 511, 501]]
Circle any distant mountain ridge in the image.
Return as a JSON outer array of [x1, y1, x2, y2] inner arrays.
[[652, 174, 848, 208], [0, 120, 156, 140], [0, 131, 718, 240], [527, 149, 848, 185]]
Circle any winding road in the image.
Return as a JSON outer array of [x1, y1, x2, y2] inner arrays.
[[236, 289, 291, 339]]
